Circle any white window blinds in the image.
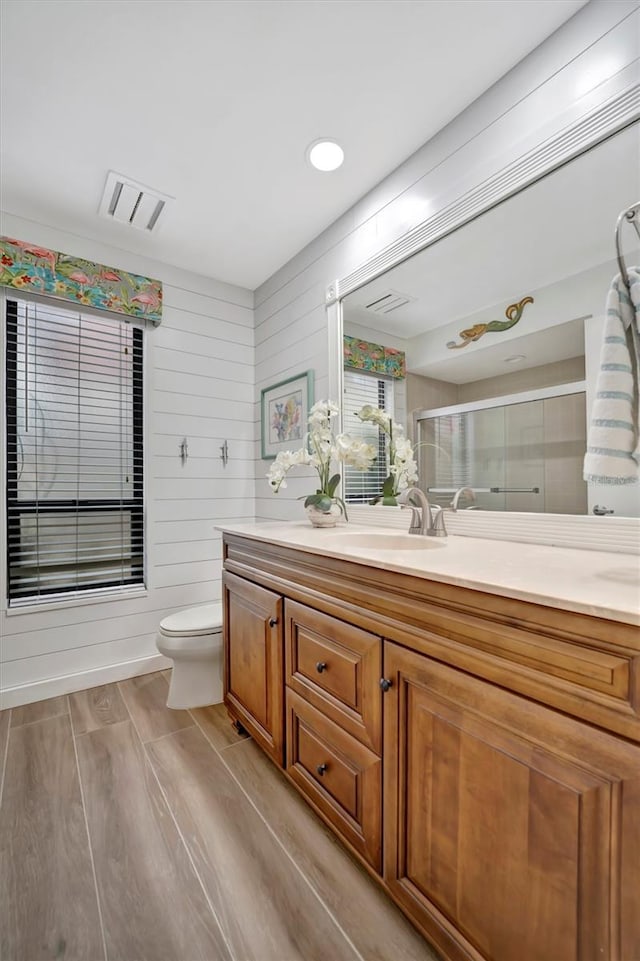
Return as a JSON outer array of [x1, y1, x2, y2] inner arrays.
[[342, 369, 393, 503], [5, 296, 144, 604]]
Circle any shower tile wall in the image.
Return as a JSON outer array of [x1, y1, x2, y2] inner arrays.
[[503, 400, 545, 513], [457, 356, 585, 404], [543, 393, 587, 514], [469, 408, 506, 512]]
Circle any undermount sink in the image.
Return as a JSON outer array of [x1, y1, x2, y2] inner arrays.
[[332, 531, 445, 551]]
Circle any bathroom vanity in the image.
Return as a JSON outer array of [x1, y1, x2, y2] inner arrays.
[[221, 523, 640, 961]]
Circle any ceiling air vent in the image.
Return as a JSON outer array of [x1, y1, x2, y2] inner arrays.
[[364, 289, 416, 315], [99, 171, 173, 231]]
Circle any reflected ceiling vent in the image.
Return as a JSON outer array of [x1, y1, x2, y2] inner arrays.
[[364, 289, 416, 315], [98, 171, 174, 231]]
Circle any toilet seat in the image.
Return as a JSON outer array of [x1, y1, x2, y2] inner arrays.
[[156, 632, 221, 657], [159, 602, 223, 638]]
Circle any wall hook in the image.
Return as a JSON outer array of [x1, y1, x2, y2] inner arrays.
[[179, 438, 188, 464], [220, 440, 229, 467]]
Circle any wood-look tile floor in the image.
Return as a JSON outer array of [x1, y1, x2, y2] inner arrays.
[[0, 672, 440, 961]]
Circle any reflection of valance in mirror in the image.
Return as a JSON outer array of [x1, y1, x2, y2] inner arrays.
[[0, 236, 162, 325], [343, 334, 406, 379]]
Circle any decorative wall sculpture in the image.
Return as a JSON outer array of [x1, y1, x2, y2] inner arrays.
[[446, 295, 534, 349]]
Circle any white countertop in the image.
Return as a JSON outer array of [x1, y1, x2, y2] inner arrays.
[[219, 521, 640, 627]]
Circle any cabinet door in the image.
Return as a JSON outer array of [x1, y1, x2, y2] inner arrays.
[[223, 571, 283, 765], [383, 641, 640, 961]]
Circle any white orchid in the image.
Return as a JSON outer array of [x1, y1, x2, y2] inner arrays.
[[334, 434, 377, 470], [356, 404, 419, 503], [357, 404, 390, 430], [268, 447, 312, 492], [267, 399, 376, 518]]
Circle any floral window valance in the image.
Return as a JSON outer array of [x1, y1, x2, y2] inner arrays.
[[0, 237, 162, 325], [343, 334, 406, 379]]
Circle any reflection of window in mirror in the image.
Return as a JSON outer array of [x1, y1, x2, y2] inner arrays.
[[341, 121, 640, 518], [342, 326, 408, 504], [342, 369, 393, 503]]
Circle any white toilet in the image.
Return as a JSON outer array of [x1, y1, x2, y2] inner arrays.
[[156, 602, 223, 709]]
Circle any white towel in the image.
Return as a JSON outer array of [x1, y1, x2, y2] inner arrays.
[[583, 267, 640, 485]]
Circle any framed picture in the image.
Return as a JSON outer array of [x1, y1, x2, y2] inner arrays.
[[261, 370, 314, 460]]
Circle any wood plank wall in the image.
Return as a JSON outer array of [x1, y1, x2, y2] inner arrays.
[[0, 215, 255, 707]]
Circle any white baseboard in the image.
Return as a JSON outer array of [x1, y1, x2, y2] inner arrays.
[[0, 652, 172, 710]]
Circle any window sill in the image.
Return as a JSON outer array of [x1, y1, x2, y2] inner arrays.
[[5, 586, 148, 617]]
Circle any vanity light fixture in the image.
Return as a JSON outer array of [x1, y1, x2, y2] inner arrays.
[[307, 139, 345, 172]]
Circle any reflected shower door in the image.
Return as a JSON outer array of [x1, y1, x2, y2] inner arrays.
[[417, 392, 587, 514]]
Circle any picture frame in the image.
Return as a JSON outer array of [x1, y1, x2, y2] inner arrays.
[[261, 370, 314, 460]]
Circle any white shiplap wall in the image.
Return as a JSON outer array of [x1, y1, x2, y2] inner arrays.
[[0, 213, 255, 707], [3, 3, 638, 706], [254, 1, 640, 521]]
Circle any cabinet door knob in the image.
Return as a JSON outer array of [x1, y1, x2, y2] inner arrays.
[[315, 661, 327, 673], [269, 617, 278, 627], [316, 763, 328, 776], [380, 678, 393, 692]]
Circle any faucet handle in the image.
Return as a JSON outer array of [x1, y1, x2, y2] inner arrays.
[[400, 503, 422, 534], [429, 505, 448, 537]]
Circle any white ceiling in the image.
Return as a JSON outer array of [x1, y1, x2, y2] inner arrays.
[[0, 0, 586, 290]]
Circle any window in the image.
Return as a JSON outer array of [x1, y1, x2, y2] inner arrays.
[[5, 296, 144, 605], [342, 368, 393, 503]]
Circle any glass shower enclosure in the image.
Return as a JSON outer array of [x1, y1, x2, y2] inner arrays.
[[415, 383, 588, 514]]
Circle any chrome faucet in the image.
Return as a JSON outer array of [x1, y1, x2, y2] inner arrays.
[[450, 487, 476, 511], [398, 487, 447, 537]]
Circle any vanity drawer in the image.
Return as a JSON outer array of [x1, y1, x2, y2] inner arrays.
[[285, 599, 382, 752], [286, 689, 381, 871]]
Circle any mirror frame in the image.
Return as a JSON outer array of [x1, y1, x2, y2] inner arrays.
[[326, 84, 640, 553]]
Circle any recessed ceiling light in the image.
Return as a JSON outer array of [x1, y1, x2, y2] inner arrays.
[[504, 354, 526, 364], [307, 139, 344, 172]]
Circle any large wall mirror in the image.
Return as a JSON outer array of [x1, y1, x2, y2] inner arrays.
[[338, 120, 639, 519]]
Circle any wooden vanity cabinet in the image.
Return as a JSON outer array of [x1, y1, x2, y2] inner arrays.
[[383, 641, 640, 961], [223, 571, 284, 764], [222, 534, 640, 961]]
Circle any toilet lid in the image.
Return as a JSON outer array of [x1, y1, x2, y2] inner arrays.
[[159, 602, 223, 637]]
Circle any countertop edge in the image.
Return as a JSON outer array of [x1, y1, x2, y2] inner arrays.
[[217, 522, 640, 628]]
